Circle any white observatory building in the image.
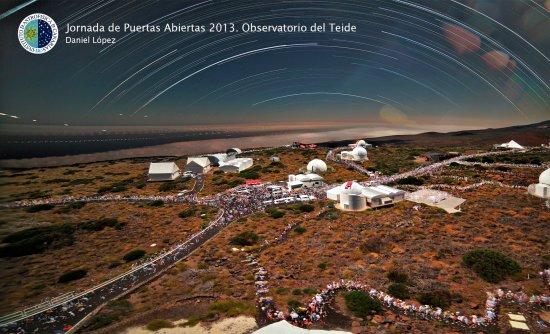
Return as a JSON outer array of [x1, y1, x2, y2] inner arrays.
[[307, 159, 327, 173], [148, 162, 181, 181], [340, 146, 368, 162], [327, 181, 405, 211], [528, 168, 550, 199]]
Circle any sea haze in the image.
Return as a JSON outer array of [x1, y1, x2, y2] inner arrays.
[[0, 122, 486, 168]]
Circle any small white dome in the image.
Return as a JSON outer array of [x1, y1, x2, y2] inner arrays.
[[539, 168, 550, 185], [352, 146, 367, 157], [340, 181, 363, 195], [307, 159, 327, 173], [356, 140, 367, 147]]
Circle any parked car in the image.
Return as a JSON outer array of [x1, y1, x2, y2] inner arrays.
[[183, 171, 196, 178], [298, 194, 315, 201]]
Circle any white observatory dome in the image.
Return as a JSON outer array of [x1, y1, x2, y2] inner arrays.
[[356, 140, 367, 147], [539, 168, 550, 185], [352, 146, 367, 157], [307, 159, 327, 173]]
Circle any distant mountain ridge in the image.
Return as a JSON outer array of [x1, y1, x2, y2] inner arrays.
[[324, 120, 550, 149]]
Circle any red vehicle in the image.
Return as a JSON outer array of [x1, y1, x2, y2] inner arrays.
[[245, 179, 262, 186], [294, 141, 317, 149]]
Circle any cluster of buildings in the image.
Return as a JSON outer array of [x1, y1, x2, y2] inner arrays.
[[339, 139, 371, 162], [283, 146, 405, 212], [283, 154, 405, 211], [147, 147, 253, 181], [286, 159, 327, 191]]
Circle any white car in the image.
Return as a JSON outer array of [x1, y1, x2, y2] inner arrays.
[[282, 197, 295, 203], [183, 171, 196, 178], [297, 194, 315, 201], [177, 190, 189, 196]]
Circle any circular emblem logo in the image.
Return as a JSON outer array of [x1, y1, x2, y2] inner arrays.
[[18, 13, 58, 54]]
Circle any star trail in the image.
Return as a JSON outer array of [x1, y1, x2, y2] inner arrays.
[[0, 0, 548, 128]]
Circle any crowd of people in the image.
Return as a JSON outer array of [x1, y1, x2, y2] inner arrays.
[[2, 193, 185, 209], [457, 161, 549, 169], [429, 180, 526, 191]]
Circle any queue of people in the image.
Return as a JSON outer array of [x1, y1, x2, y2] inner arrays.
[[257, 279, 549, 330], [2, 193, 185, 209]]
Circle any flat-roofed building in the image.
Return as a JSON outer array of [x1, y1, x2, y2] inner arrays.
[[406, 188, 465, 214], [287, 173, 324, 191]]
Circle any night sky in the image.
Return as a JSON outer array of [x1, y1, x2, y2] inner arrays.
[[0, 0, 548, 129]]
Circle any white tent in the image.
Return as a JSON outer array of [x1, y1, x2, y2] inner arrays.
[[496, 140, 524, 149], [148, 162, 180, 181], [505, 140, 524, 149], [254, 320, 351, 334]]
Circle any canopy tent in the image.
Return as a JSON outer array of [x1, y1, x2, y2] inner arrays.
[[495, 140, 524, 149]]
